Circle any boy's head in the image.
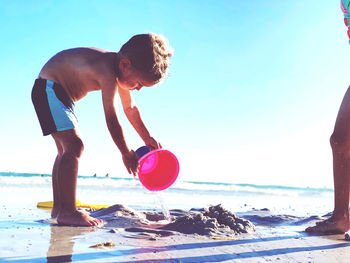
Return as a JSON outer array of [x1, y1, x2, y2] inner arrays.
[[118, 33, 173, 87]]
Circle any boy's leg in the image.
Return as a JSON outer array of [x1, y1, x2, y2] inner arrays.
[[52, 129, 102, 226], [51, 147, 62, 218], [306, 86, 350, 233]]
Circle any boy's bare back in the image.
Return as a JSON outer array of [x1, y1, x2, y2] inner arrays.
[[39, 48, 118, 101]]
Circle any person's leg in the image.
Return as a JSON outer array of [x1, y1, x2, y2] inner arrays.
[[52, 129, 102, 226], [306, 86, 350, 233], [51, 141, 63, 218]]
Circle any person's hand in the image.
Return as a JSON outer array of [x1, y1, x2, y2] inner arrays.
[[144, 137, 160, 150], [122, 150, 139, 176]]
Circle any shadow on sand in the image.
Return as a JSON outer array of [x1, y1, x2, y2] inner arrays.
[[2, 232, 350, 263]]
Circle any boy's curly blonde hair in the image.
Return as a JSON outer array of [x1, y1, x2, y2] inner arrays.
[[120, 33, 174, 82]]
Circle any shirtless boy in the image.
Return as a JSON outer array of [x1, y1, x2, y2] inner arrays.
[[31, 33, 173, 226], [305, 1, 350, 233]]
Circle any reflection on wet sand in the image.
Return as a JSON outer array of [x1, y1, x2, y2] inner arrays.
[[46, 225, 95, 263]]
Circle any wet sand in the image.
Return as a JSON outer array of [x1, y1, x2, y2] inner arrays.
[[1, 204, 350, 262]]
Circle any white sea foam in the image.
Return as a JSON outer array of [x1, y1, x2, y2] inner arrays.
[[0, 175, 52, 186], [171, 181, 333, 198]]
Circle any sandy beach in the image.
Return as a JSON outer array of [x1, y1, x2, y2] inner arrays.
[[1, 221, 350, 262], [1, 173, 349, 262], [1, 204, 350, 262]]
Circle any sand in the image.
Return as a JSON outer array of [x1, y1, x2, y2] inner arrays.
[[161, 204, 256, 236], [90, 204, 256, 237], [1, 204, 350, 262]]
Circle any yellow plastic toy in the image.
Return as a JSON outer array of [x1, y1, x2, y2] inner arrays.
[[37, 200, 110, 210]]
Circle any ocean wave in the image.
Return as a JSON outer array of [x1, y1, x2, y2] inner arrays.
[[171, 181, 333, 198], [0, 172, 333, 197], [0, 174, 52, 186], [0, 173, 141, 189]]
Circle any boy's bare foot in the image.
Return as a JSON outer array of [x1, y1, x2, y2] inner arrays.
[[57, 210, 103, 227], [52, 207, 88, 218], [305, 216, 350, 234]]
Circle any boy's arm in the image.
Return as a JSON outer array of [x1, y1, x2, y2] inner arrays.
[[118, 88, 159, 150], [101, 82, 138, 174]]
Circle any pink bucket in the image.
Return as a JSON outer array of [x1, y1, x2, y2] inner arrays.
[[136, 147, 179, 191]]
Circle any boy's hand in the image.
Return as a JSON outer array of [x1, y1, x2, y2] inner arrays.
[[122, 150, 139, 176], [144, 137, 160, 150]]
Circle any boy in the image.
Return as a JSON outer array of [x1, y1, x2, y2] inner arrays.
[[305, 1, 350, 233], [31, 33, 173, 226]]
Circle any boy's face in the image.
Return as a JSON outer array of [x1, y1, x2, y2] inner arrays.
[[118, 59, 157, 91], [118, 71, 155, 91]]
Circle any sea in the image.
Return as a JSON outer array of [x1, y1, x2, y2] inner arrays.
[[0, 172, 334, 234]]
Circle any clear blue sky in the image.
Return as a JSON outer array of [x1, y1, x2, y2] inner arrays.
[[1, 0, 349, 187]]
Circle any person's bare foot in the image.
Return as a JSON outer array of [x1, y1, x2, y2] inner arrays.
[[52, 206, 89, 218], [57, 210, 103, 227], [305, 216, 350, 234]]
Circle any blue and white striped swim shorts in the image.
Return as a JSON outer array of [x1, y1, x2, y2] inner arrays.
[[31, 78, 78, 136]]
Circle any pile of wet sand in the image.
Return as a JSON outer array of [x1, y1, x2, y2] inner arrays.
[[91, 204, 255, 237], [162, 204, 256, 236]]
